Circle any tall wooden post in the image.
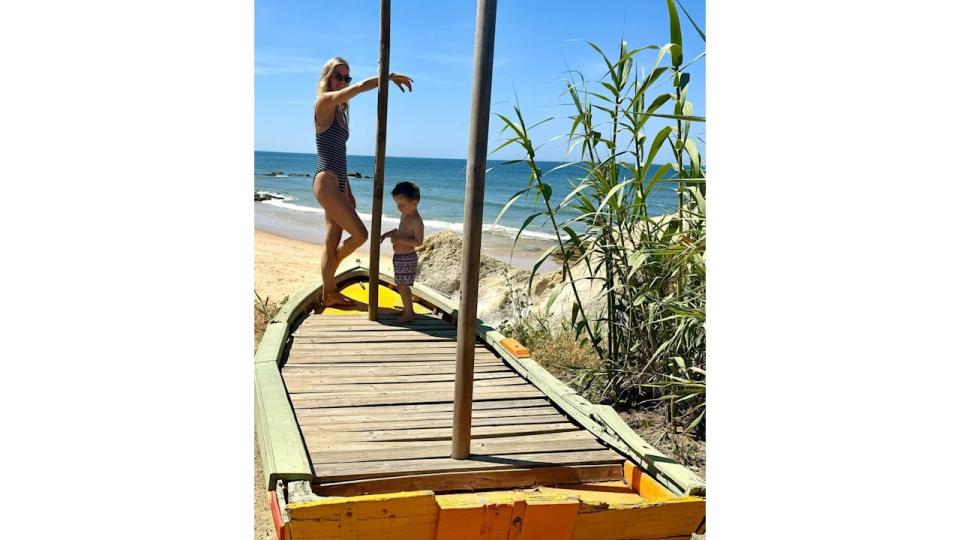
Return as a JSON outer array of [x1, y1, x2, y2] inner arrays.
[[452, 0, 498, 460], [368, 0, 391, 320]]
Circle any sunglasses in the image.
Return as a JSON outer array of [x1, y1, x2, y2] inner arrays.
[[332, 72, 352, 84]]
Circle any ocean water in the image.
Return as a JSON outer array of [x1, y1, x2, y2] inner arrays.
[[254, 151, 678, 252]]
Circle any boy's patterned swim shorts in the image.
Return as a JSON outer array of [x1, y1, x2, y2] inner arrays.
[[393, 252, 418, 286]]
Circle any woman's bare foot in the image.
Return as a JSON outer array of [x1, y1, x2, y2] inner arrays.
[[396, 312, 415, 323], [322, 291, 358, 309]]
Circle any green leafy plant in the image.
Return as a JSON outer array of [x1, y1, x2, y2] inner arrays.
[[494, 0, 705, 436]]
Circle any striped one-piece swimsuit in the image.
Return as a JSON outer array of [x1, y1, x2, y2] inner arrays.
[[315, 118, 349, 192]]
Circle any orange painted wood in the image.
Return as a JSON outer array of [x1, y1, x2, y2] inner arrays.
[[513, 498, 579, 539], [624, 461, 674, 502], [499, 337, 530, 358], [434, 493, 578, 540]]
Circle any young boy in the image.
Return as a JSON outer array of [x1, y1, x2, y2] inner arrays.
[[380, 181, 424, 323]]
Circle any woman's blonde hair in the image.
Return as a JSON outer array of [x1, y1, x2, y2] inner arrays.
[[316, 57, 350, 129]]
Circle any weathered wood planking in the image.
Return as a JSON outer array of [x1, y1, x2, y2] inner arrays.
[[286, 355, 499, 363], [287, 343, 497, 363], [308, 429, 601, 456], [291, 397, 552, 417], [292, 334, 462, 344], [299, 412, 568, 429], [302, 313, 447, 320], [303, 422, 583, 443], [281, 363, 510, 377], [284, 377, 530, 394], [312, 464, 623, 497], [294, 406, 561, 428], [294, 327, 459, 336], [284, 356, 500, 366], [290, 341, 484, 352], [281, 370, 516, 386], [311, 449, 626, 483], [289, 385, 545, 407], [284, 304, 626, 492]]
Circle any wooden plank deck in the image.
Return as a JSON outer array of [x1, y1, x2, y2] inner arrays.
[[282, 311, 625, 495]]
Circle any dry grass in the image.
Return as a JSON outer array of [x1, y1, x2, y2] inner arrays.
[[254, 291, 288, 347], [621, 407, 705, 477], [500, 318, 608, 402], [501, 317, 705, 476], [529, 331, 601, 372], [526, 332, 607, 401]]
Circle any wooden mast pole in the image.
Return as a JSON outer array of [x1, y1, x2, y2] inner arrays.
[[452, 0, 498, 460], [368, 0, 391, 320]]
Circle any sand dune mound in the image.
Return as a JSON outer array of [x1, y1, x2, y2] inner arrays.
[[415, 231, 563, 327]]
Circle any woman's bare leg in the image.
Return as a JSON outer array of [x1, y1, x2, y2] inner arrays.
[[320, 216, 353, 306], [314, 172, 368, 306]]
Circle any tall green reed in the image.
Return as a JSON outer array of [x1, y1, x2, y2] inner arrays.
[[494, 0, 706, 435]]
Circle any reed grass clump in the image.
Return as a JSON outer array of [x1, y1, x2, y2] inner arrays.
[[495, 0, 706, 437], [254, 291, 288, 349]]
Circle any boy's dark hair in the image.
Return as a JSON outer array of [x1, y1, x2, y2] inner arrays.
[[391, 181, 420, 202]]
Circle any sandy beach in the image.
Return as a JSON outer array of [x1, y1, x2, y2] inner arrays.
[[253, 230, 397, 303], [254, 225, 559, 303]]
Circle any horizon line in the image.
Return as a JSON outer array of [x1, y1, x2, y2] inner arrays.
[[254, 149, 580, 163]]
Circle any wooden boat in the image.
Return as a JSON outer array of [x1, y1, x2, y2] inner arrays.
[[255, 263, 706, 539]]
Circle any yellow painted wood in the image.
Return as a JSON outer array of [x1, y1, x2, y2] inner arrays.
[[538, 481, 646, 508], [569, 497, 706, 540], [321, 282, 432, 315], [283, 478, 700, 540], [287, 491, 439, 540]]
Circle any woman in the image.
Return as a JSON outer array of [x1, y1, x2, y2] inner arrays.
[[313, 57, 413, 308]]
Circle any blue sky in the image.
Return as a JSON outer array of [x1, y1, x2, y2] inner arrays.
[[255, 0, 705, 162]]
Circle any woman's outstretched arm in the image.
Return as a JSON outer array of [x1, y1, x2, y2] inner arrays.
[[317, 73, 414, 109]]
